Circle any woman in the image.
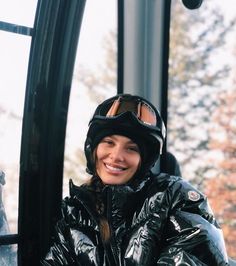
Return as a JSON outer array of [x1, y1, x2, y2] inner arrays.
[[42, 94, 229, 265]]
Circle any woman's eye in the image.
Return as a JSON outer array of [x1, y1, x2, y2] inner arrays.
[[102, 139, 113, 145], [127, 146, 139, 153]]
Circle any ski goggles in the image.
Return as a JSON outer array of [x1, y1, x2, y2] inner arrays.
[[97, 96, 157, 126]]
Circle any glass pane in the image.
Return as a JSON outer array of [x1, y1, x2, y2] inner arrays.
[[0, 0, 38, 27], [168, 0, 236, 259], [0, 243, 17, 266], [0, 31, 31, 234], [63, 0, 117, 197]]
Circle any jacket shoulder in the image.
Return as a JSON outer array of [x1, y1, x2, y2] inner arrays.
[[150, 173, 216, 221], [156, 175, 229, 264]]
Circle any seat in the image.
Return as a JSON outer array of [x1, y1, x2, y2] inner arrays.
[[161, 151, 182, 176]]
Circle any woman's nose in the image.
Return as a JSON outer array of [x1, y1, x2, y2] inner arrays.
[[109, 146, 124, 162]]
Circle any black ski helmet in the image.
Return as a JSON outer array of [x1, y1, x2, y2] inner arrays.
[[84, 94, 166, 175]]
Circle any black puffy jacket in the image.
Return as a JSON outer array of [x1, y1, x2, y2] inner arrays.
[[41, 173, 229, 265]]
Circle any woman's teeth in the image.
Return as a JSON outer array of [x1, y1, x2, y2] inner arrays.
[[105, 164, 125, 171]]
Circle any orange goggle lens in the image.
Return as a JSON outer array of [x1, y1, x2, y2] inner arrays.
[[101, 97, 157, 126]]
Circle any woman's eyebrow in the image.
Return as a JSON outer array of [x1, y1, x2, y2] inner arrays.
[[127, 141, 138, 146]]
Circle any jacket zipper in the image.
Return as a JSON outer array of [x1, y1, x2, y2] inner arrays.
[[106, 187, 120, 265], [76, 192, 119, 265]]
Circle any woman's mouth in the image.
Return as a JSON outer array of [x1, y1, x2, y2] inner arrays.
[[104, 163, 127, 172]]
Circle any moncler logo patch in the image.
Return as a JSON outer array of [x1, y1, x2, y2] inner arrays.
[[187, 190, 200, 201]]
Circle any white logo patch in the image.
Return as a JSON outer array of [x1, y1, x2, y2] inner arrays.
[[188, 190, 200, 201]]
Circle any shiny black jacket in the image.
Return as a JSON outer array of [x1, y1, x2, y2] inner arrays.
[[42, 173, 229, 265]]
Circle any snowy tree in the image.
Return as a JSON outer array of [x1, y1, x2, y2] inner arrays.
[[167, 0, 236, 188], [205, 89, 236, 258]]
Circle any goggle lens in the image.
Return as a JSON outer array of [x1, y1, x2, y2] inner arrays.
[[99, 97, 157, 126]]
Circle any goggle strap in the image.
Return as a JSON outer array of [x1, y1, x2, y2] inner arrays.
[[156, 135, 163, 154], [106, 97, 121, 116]]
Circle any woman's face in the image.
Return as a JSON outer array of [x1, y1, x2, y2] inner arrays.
[[96, 135, 141, 185]]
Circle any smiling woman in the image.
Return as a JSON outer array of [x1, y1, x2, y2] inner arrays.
[[96, 135, 141, 185], [42, 94, 229, 265]]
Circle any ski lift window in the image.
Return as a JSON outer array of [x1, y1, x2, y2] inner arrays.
[[63, 0, 117, 196], [167, 0, 236, 259]]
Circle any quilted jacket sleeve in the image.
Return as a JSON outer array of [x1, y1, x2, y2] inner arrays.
[[157, 179, 229, 265]]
